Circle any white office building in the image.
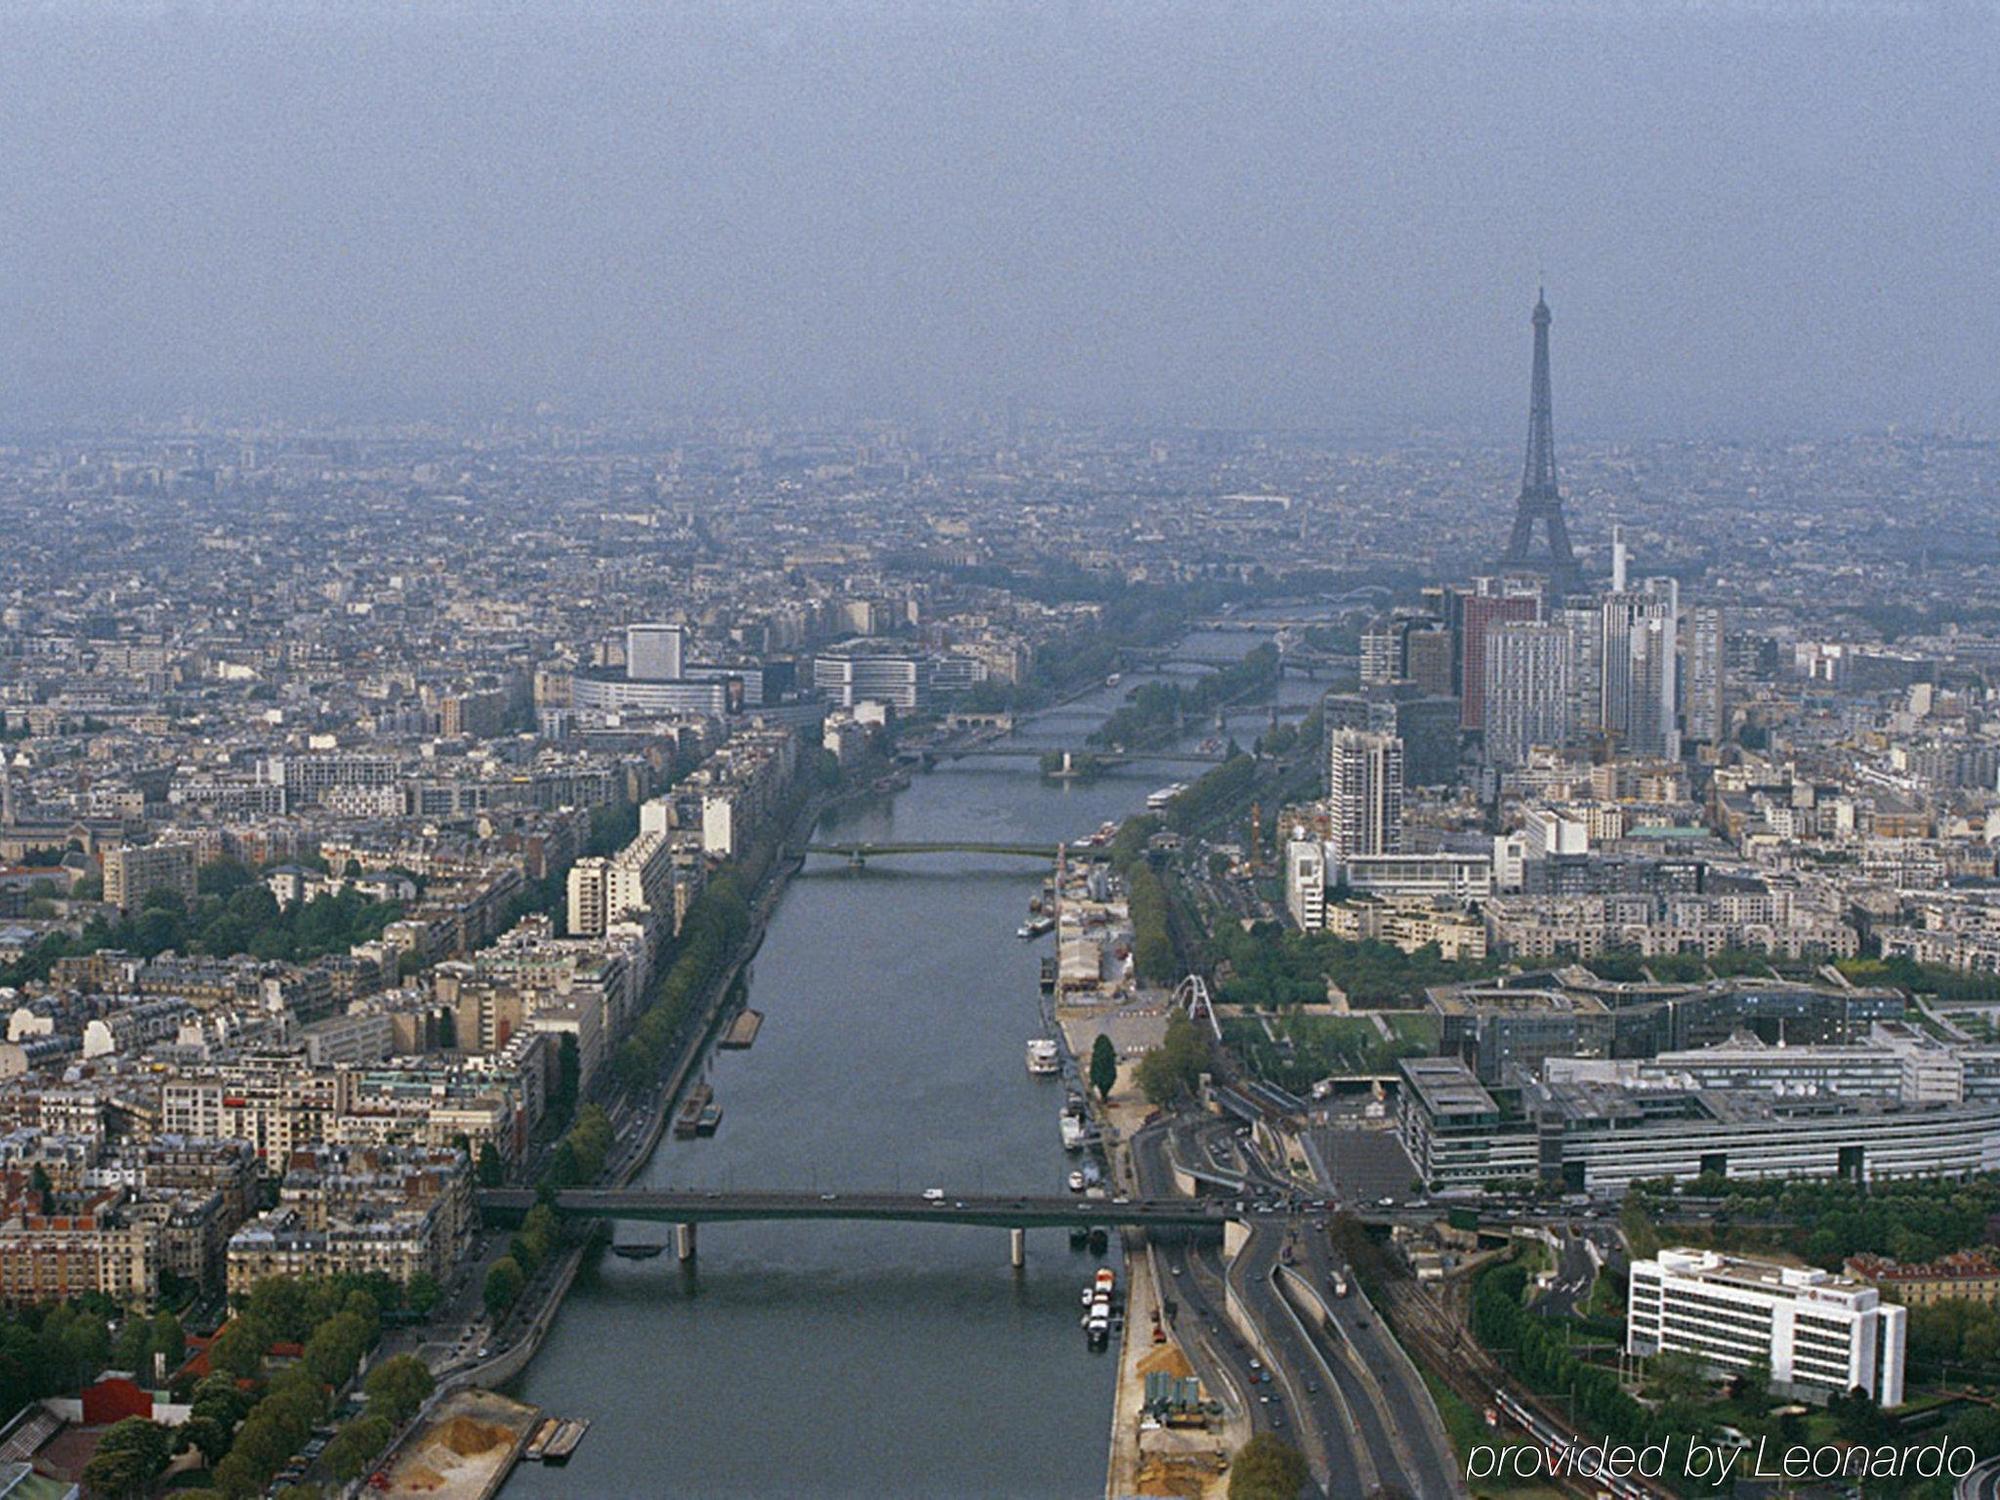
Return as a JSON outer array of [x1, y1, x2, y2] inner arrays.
[[1286, 840, 1328, 929], [1628, 1248, 1905, 1406]]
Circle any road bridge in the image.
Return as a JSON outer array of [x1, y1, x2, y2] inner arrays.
[[478, 1187, 1231, 1266], [801, 840, 1056, 864], [947, 747, 1227, 766]]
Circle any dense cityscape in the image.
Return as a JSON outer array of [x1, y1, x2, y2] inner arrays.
[[7, 3, 2000, 1498], [1, 284, 2000, 1499]]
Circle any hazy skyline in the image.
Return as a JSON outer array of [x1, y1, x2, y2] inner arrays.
[[4, 1, 1996, 435]]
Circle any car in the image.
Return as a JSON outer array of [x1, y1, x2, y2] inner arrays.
[[922, 1187, 946, 1202], [1169, 1263, 1182, 1277], [1377, 1196, 1396, 1207], [820, 1192, 838, 1201], [1248, 1358, 1261, 1371], [1305, 1379, 1319, 1394], [477, 1345, 491, 1357], [1271, 1411, 1286, 1429], [954, 1200, 966, 1209], [1259, 1393, 1270, 1404]]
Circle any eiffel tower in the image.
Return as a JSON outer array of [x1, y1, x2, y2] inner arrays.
[[1500, 289, 1578, 592]]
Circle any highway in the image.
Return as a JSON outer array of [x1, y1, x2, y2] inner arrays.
[[1227, 1224, 1370, 1499], [1168, 1111, 1467, 1498], [1961, 1453, 2000, 1500], [1289, 1228, 1466, 1499], [1131, 1123, 1335, 1489]]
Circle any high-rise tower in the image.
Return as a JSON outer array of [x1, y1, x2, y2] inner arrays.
[[1326, 729, 1403, 866], [1501, 290, 1578, 591]]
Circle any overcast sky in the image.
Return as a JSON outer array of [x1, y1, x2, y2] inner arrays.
[[2, 2, 1995, 435]]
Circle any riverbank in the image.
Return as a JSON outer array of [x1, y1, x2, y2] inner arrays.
[[1095, 1057, 1243, 1499], [423, 787, 829, 1412], [488, 629, 1321, 1497]]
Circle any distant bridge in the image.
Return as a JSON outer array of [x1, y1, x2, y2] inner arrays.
[[477, 1187, 1229, 1265], [946, 747, 1227, 766], [802, 840, 1057, 863]]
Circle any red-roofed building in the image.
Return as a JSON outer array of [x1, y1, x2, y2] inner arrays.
[[79, 1377, 152, 1426], [1846, 1249, 2000, 1308]]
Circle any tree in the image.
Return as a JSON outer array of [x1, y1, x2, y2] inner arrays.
[[476, 1140, 504, 1188], [177, 1412, 234, 1467], [205, 1318, 265, 1381], [323, 1413, 394, 1481], [1229, 1433, 1309, 1499], [483, 1258, 525, 1320], [112, 1313, 154, 1375], [1089, 1033, 1119, 1099], [80, 1416, 173, 1499], [405, 1271, 442, 1317], [365, 1354, 435, 1426], [1136, 1015, 1210, 1105], [1647, 1350, 1707, 1406]]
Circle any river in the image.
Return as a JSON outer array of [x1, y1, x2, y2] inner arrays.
[[501, 628, 1332, 1498]]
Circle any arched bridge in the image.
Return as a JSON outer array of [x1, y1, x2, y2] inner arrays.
[[802, 840, 1057, 863]]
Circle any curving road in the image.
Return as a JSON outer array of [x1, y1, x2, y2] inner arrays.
[[1960, 1454, 2000, 1500]]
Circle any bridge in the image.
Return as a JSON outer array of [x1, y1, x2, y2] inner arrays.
[[945, 746, 1227, 766], [801, 840, 1057, 864], [477, 1187, 1230, 1265]]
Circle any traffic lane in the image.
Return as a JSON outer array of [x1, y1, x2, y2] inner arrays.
[[1231, 1226, 1365, 1500], [1535, 1230, 1601, 1319], [1328, 1288, 1464, 1498], [1295, 1234, 1465, 1500], [1172, 1240, 1278, 1443], [1287, 1235, 1428, 1500]]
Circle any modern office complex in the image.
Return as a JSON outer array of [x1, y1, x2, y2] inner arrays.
[[1398, 1053, 2000, 1194]]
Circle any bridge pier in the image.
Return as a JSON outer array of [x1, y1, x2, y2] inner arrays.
[[1010, 1227, 1026, 1269], [675, 1222, 697, 1261]]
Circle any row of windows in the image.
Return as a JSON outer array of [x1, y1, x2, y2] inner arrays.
[[1659, 1332, 1755, 1369], [1668, 1285, 1777, 1320], [1662, 1299, 1774, 1340], [1656, 1328, 1768, 1360]]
